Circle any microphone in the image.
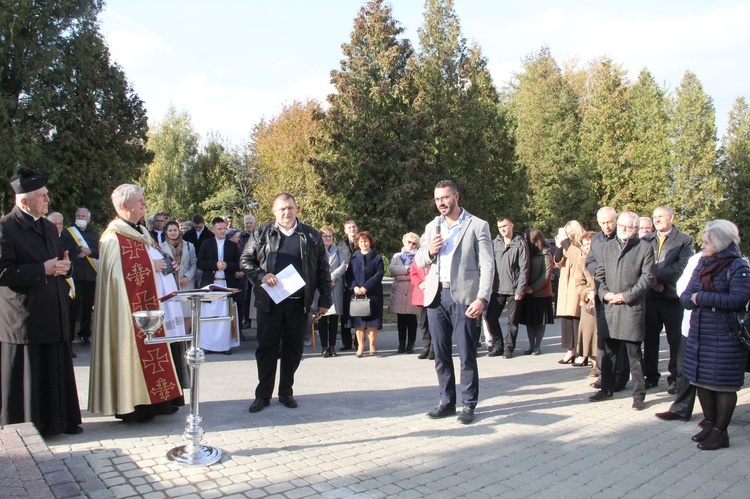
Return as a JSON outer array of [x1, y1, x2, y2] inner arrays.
[[435, 216, 441, 235]]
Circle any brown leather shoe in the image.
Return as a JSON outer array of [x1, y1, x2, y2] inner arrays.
[[655, 411, 685, 421]]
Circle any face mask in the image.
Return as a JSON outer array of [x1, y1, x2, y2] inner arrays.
[[75, 219, 88, 230]]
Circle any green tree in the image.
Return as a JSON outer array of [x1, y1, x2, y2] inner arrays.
[[142, 107, 200, 217], [670, 71, 720, 239], [198, 133, 258, 220], [719, 97, 750, 250], [313, 0, 421, 252], [578, 57, 633, 218], [508, 46, 585, 233], [1, 0, 151, 217], [627, 69, 671, 213], [411, 0, 511, 227], [252, 100, 332, 229], [43, 21, 151, 221]]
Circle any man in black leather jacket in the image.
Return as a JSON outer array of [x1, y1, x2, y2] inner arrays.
[[241, 193, 331, 413]]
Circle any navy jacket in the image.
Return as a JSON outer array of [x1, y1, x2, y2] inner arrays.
[[680, 243, 750, 388]]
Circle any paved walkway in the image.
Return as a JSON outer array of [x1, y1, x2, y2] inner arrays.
[[45, 322, 750, 498]]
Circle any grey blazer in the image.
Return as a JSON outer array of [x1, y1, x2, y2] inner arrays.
[[415, 209, 494, 307]]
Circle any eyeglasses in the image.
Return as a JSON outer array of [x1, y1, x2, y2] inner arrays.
[[405, 241, 417, 246], [321, 235, 333, 239], [616, 224, 637, 231]]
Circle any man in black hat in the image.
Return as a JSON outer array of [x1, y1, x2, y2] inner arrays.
[[0, 168, 82, 436]]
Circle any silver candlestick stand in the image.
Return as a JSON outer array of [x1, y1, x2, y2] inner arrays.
[[132, 289, 234, 466]]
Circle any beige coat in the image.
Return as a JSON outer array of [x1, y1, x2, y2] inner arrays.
[[388, 252, 420, 315], [555, 244, 582, 318]]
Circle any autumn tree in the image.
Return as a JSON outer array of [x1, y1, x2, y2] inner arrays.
[[669, 71, 720, 239], [251, 100, 332, 229]]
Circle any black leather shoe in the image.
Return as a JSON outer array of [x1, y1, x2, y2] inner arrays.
[[457, 406, 475, 424], [645, 379, 659, 389], [655, 411, 686, 421], [588, 390, 613, 402], [503, 352, 512, 359], [667, 382, 677, 395], [279, 395, 298, 408], [428, 350, 435, 360], [417, 350, 429, 359], [632, 398, 645, 411], [487, 348, 503, 357], [248, 398, 270, 413], [590, 379, 602, 389], [426, 403, 456, 419], [63, 425, 83, 435]]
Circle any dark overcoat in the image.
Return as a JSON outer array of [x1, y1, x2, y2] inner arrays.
[[595, 236, 655, 342], [0, 206, 70, 344]]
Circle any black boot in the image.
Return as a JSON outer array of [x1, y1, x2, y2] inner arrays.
[[406, 342, 414, 354], [397, 342, 405, 353], [697, 427, 729, 450]]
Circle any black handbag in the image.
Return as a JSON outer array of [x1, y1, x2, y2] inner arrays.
[[729, 310, 750, 351], [350, 295, 372, 317]]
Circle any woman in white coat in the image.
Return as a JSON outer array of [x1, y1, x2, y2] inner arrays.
[[161, 220, 197, 331]]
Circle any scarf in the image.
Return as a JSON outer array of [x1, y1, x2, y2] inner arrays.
[[168, 238, 184, 267], [698, 257, 735, 291], [399, 249, 416, 267]]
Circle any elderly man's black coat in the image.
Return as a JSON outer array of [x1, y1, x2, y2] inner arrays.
[[0, 206, 70, 344], [595, 236, 655, 342]]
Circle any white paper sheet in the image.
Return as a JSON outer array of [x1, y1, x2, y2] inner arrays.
[[261, 264, 305, 304]]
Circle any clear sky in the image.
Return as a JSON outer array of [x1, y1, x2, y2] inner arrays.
[[99, 0, 750, 146]]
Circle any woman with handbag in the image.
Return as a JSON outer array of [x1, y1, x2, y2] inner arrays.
[[388, 232, 421, 353], [680, 220, 750, 450], [346, 231, 384, 357], [519, 229, 554, 355], [574, 231, 597, 371]]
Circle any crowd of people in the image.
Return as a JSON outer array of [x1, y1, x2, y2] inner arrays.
[[0, 172, 748, 451]]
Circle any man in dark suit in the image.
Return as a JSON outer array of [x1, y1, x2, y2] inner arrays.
[[641, 206, 693, 393], [337, 219, 358, 351], [149, 211, 167, 244], [60, 207, 100, 345], [0, 168, 82, 436], [183, 214, 214, 254], [590, 211, 655, 411], [416, 179, 493, 425], [197, 217, 240, 289]]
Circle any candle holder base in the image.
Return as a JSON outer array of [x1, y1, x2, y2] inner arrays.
[[166, 444, 222, 466]]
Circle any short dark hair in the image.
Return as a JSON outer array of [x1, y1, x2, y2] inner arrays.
[[497, 216, 514, 224], [434, 179, 458, 192], [211, 216, 226, 226], [192, 214, 205, 224], [274, 192, 297, 204]]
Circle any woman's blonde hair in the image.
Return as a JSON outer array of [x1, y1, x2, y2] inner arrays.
[[564, 220, 585, 247]]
